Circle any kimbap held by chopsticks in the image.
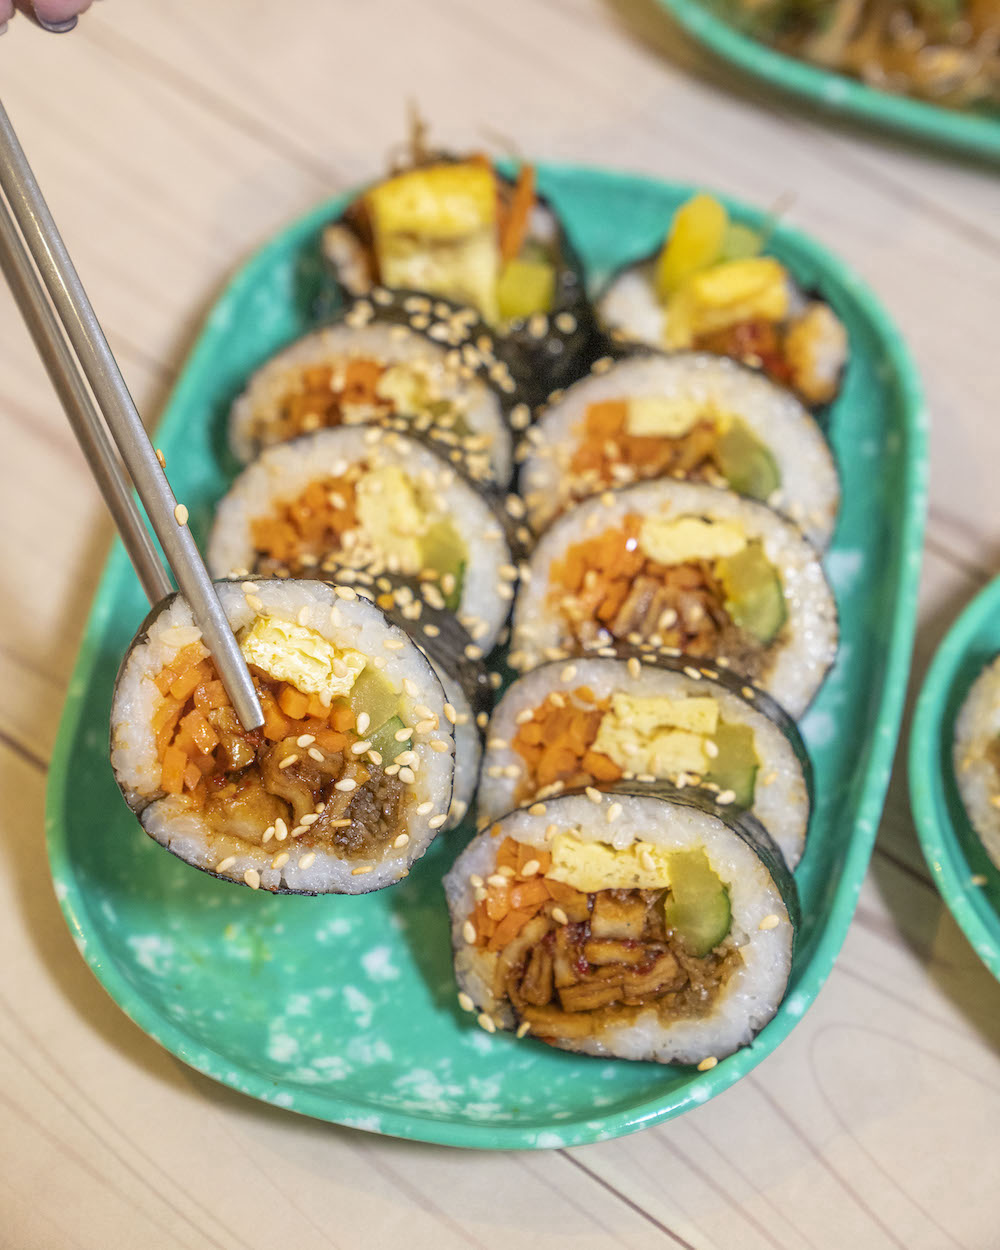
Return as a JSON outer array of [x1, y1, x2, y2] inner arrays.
[[0, 96, 263, 731]]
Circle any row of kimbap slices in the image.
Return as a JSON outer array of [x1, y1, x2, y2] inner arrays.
[[445, 306, 842, 1065]]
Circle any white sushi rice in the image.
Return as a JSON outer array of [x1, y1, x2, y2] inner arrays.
[[510, 479, 837, 719], [229, 320, 512, 483], [110, 579, 456, 894], [476, 657, 810, 868], [207, 426, 513, 651], [520, 352, 839, 548], [953, 656, 1000, 872], [444, 791, 794, 1064]]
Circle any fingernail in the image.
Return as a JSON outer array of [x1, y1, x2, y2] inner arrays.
[[34, 13, 77, 31], [0, 21, 8, 34]]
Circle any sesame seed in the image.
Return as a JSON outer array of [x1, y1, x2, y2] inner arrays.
[[759, 914, 781, 931], [487, 737, 509, 750], [399, 767, 416, 784], [717, 789, 736, 805], [521, 859, 540, 877], [429, 814, 447, 829], [417, 801, 434, 815], [155, 448, 166, 468], [243, 868, 261, 890], [394, 833, 410, 849], [971, 874, 988, 887], [585, 786, 602, 804], [607, 803, 623, 823], [174, 503, 189, 526], [300, 813, 319, 826], [476, 712, 488, 729], [443, 703, 458, 724], [385, 763, 401, 776], [545, 824, 559, 839], [215, 856, 236, 873], [383, 639, 405, 651], [262, 827, 274, 845], [274, 817, 288, 841], [462, 920, 477, 944], [296, 734, 315, 747], [487, 873, 508, 888], [551, 907, 569, 925], [334, 585, 357, 601], [639, 850, 656, 873], [350, 739, 372, 755], [307, 747, 325, 762], [335, 778, 357, 792], [351, 865, 374, 876], [458, 992, 476, 1013], [356, 712, 371, 735], [429, 739, 449, 753], [684, 666, 702, 681], [704, 740, 719, 759], [514, 709, 535, 726], [477, 1013, 496, 1034], [516, 1021, 532, 1039], [245, 594, 263, 613], [762, 771, 777, 786], [415, 719, 436, 735], [528, 803, 547, 817], [560, 664, 578, 683], [271, 851, 290, 870], [465, 643, 483, 661], [278, 754, 299, 770], [697, 1056, 718, 1072], [742, 686, 755, 700]]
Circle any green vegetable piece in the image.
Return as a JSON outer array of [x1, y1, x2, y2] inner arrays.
[[663, 849, 732, 957], [368, 715, 407, 765], [497, 257, 556, 320], [706, 721, 759, 808], [720, 222, 763, 262], [714, 420, 780, 501], [350, 668, 400, 732], [421, 519, 467, 609], [716, 542, 787, 644]]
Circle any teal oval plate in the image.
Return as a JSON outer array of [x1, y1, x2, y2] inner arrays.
[[910, 580, 1000, 978], [46, 164, 927, 1149], [659, 0, 1000, 161]]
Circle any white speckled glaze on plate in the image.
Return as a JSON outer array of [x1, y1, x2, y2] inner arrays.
[[46, 165, 926, 1148]]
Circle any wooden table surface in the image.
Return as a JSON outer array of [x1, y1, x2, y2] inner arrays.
[[2, 3, 998, 1246]]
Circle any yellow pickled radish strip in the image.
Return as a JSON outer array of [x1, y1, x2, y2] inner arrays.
[[655, 194, 728, 300]]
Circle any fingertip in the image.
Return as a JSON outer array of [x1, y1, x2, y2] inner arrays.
[[31, 0, 91, 21]]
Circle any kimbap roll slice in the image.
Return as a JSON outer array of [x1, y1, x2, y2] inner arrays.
[[207, 426, 516, 651], [364, 575, 494, 829], [322, 152, 595, 403], [953, 655, 1000, 873], [596, 193, 848, 408], [477, 653, 811, 868], [229, 293, 514, 486], [110, 580, 457, 894], [445, 789, 797, 1063], [510, 479, 838, 718], [520, 351, 839, 548]]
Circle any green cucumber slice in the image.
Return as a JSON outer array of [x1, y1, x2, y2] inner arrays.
[[368, 715, 407, 765], [717, 542, 787, 643], [420, 519, 467, 609], [663, 850, 732, 957], [706, 721, 759, 809], [350, 668, 400, 731], [713, 420, 780, 501]]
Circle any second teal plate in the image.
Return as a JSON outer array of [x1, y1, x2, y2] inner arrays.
[[910, 579, 1000, 978], [659, 0, 1000, 161], [46, 164, 926, 1148]]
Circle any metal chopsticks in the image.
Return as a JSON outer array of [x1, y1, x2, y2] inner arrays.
[[0, 97, 264, 731]]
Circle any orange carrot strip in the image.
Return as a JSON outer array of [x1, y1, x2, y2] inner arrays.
[[499, 163, 536, 263], [193, 679, 229, 712], [182, 761, 202, 791], [485, 886, 511, 921], [329, 703, 356, 733], [180, 709, 219, 756], [160, 745, 187, 795], [487, 909, 534, 952], [510, 879, 549, 911], [495, 837, 521, 872], [315, 729, 348, 753], [278, 685, 310, 720]]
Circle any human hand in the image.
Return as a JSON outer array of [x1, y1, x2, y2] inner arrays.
[[0, 0, 95, 33]]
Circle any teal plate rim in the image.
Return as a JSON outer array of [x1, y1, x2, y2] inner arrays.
[[657, 0, 1000, 161], [909, 578, 1000, 979], [45, 163, 927, 1149]]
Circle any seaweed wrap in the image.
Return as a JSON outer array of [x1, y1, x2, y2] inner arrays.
[[953, 655, 1000, 872], [229, 292, 515, 487], [519, 351, 839, 548], [207, 425, 516, 651], [477, 652, 811, 869], [509, 479, 838, 718], [595, 192, 848, 408], [444, 789, 797, 1063], [110, 579, 458, 893], [322, 153, 596, 404]]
